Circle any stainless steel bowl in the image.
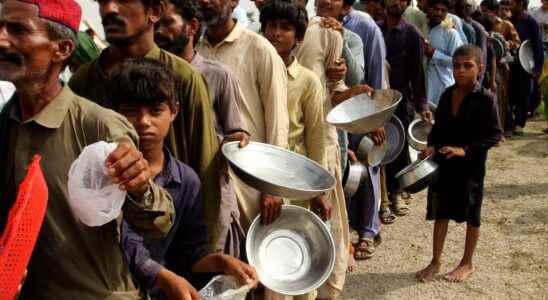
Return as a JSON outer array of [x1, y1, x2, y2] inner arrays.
[[246, 205, 336, 296], [326, 89, 402, 134], [222, 142, 336, 199], [396, 156, 439, 194], [381, 115, 405, 165], [343, 161, 368, 198], [356, 135, 387, 167], [408, 119, 433, 151], [408, 145, 420, 163], [519, 39, 535, 74]]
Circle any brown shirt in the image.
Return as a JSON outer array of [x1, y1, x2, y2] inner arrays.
[[494, 17, 521, 49], [1, 86, 174, 300]]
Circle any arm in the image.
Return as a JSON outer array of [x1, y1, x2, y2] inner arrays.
[[342, 30, 365, 86], [325, 29, 348, 93], [506, 22, 521, 49], [364, 24, 387, 89], [409, 29, 428, 113], [303, 75, 327, 166], [218, 67, 247, 136], [530, 18, 545, 75], [431, 29, 464, 67], [465, 94, 503, 155]]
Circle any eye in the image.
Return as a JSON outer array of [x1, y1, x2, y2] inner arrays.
[[6, 22, 29, 36]]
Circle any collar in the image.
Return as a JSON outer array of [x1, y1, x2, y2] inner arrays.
[[190, 51, 204, 66], [95, 44, 162, 78], [145, 44, 162, 60], [202, 21, 244, 49], [379, 19, 406, 31], [342, 9, 355, 25], [155, 147, 183, 185], [9, 85, 74, 129], [286, 57, 301, 79]]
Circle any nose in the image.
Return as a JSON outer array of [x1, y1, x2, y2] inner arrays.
[[100, 0, 120, 16], [136, 112, 152, 128], [0, 24, 10, 50]]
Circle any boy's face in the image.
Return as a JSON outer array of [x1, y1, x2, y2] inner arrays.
[[499, 5, 512, 19], [118, 102, 178, 152], [264, 20, 299, 58], [453, 55, 481, 87]]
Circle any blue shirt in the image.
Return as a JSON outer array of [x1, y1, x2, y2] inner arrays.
[[448, 13, 469, 44], [426, 24, 464, 104], [342, 28, 365, 86], [343, 9, 386, 89], [122, 149, 209, 295]]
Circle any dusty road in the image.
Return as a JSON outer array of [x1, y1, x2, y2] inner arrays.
[[344, 118, 548, 299]]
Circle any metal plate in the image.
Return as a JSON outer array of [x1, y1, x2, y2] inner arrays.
[[222, 142, 336, 199], [326, 89, 402, 134], [246, 205, 335, 295], [382, 115, 405, 165], [519, 39, 535, 74], [408, 119, 433, 151]]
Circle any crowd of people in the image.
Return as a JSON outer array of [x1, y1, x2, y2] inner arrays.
[[0, 0, 545, 299]]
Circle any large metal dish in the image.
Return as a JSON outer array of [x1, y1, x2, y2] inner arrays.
[[381, 115, 405, 165], [246, 205, 336, 296], [519, 39, 535, 74], [326, 89, 402, 134], [343, 161, 368, 198], [222, 142, 336, 199], [356, 135, 387, 167], [396, 156, 439, 194], [408, 119, 433, 151]]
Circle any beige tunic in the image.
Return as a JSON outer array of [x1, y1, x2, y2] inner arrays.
[[197, 22, 289, 228], [294, 18, 350, 300]]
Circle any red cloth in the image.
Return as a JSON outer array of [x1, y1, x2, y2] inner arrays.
[[19, 0, 81, 32]]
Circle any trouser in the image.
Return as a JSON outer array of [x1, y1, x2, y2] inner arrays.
[[496, 65, 508, 131], [529, 78, 541, 114], [508, 62, 533, 129]]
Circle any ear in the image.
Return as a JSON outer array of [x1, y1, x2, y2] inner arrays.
[[188, 17, 200, 37], [51, 39, 76, 66], [148, 2, 166, 24], [170, 102, 180, 121], [230, 0, 240, 10]]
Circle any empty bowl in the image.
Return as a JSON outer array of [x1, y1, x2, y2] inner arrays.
[[408, 119, 433, 151]]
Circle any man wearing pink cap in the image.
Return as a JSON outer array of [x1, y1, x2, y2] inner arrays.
[[0, 0, 175, 299]]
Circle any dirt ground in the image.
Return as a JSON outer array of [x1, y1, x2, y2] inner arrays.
[[344, 117, 548, 299]]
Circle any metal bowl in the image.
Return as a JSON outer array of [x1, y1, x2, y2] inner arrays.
[[222, 142, 336, 199], [381, 115, 405, 165], [519, 39, 535, 74], [408, 119, 433, 151], [326, 89, 402, 134], [396, 156, 439, 194], [343, 161, 368, 198], [408, 145, 420, 163], [246, 205, 336, 296], [356, 135, 387, 167]]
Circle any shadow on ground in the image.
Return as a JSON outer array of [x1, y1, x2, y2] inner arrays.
[[486, 182, 548, 199], [344, 272, 418, 299]]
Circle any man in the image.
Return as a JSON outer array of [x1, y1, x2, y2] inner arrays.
[[403, 0, 429, 37], [508, 0, 543, 135], [0, 1, 174, 299], [107, 58, 257, 300], [425, 0, 464, 104], [482, 0, 521, 49], [379, 0, 431, 221], [455, 0, 488, 78], [154, 0, 248, 256], [196, 0, 289, 228], [500, 0, 514, 20], [68, 0, 224, 246], [354, 0, 387, 21], [529, 0, 548, 114]]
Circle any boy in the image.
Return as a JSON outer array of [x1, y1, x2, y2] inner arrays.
[[107, 58, 258, 299], [417, 45, 502, 283]]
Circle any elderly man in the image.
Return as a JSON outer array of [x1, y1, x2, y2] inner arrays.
[[68, 0, 224, 246], [154, 0, 248, 256], [0, 0, 174, 299], [196, 0, 289, 228]]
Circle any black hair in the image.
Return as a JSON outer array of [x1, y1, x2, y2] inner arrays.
[[499, 0, 512, 6], [480, 0, 499, 11], [514, 0, 529, 9], [454, 44, 483, 65], [343, 0, 356, 7], [428, 0, 453, 9], [260, 0, 309, 41], [107, 58, 179, 110]]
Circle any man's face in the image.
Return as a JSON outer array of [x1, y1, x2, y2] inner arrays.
[[98, 0, 153, 46], [509, 0, 521, 16], [385, 0, 407, 17], [263, 20, 298, 58], [253, 0, 269, 9], [428, 2, 449, 25], [499, 4, 512, 19], [0, 0, 58, 83], [316, 0, 345, 19], [155, 4, 190, 54], [199, 0, 236, 26], [417, 0, 428, 12], [117, 102, 177, 152]]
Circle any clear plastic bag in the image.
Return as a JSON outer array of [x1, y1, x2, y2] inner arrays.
[[67, 141, 126, 227], [198, 275, 253, 300]]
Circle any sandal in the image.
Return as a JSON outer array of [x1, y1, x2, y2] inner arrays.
[[401, 192, 413, 205], [392, 199, 409, 216], [354, 238, 375, 260], [380, 209, 396, 224]]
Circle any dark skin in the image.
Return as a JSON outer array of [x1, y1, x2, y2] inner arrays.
[[0, 0, 151, 197], [425, 2, 449, 58]]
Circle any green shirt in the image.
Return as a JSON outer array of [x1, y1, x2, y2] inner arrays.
[[69, 45, 222, 245], [1, 86, 174, 300]]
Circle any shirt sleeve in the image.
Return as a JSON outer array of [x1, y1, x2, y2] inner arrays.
[[217, 67, 247, 136], [364, 24, 387, 89], [256, 41, 290, 148], [325, 28, 348, 93], [342, 30, 365, 86], [529, 18, 545, 74], [303, 75, 327, 167], [408, 28, 428, 113], [432, 29, 463, 67]]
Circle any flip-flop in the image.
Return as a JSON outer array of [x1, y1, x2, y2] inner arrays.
[[380, 209, 396, 224], [354, 239, 375, 260], [392, 200, 409, 216]]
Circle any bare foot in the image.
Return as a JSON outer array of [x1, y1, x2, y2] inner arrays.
[[347, 253, 356, 273], [444, 263, 474, 282], [416, 262, 441, 282]]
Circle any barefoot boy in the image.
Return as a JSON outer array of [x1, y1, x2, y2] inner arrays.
[[417, 45, 502, 283], [107, 58, 257, 299]]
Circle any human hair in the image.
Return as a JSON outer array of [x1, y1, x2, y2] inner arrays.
[[499, 0, 512, 6], [343, 0, 356, 7], [481, 0, 499, 11], [169, 0, 203, 46], [453, 44, 483, 66], [514, 0, 529, 9], [107, 58, 178, 110], [428, 0, 453, 9], [44, 20, 78, 68], [260, 0, 309, 41]]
